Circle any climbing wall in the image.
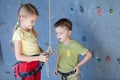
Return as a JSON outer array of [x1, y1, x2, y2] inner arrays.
[[0, 0, 120, 80]]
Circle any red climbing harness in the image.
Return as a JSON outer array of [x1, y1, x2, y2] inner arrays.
[[13, 61, 44, 80]]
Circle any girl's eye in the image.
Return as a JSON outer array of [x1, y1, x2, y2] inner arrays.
[[31, 21, 34, 23], [60, 32, 63, 34]]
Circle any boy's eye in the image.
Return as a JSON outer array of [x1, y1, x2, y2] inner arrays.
[[56, 31, 64, 35], [31, 21, 34, 23], [31, 20, 36, 24], [60, 32, 63, 34]]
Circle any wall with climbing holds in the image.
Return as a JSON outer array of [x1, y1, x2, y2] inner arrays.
[[0, 0, 120, 80]]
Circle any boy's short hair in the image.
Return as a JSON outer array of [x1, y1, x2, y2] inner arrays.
[[54, 18, 72, 30]]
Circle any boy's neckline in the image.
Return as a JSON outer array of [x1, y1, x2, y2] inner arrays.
[[62, 38, 72, 45]]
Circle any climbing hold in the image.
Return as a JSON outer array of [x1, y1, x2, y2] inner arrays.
[[0, 20, 4, 25], [0, 22, 5, 27], [97, 7, 102, 16], [96, 57, 101, 62], [119, 11, 120, 14], [45, 42, 49, 46], [0, 17, 5, 27], [109, 9, 114, 14], [79, 6, 84, 13], [70, 7, 74, 13], [6, 71, 10, 74], [117, 58, 120, 64], [105, 56, 111, 62], [82, 36, 86, 42], [117, 58, 120, 61], [118, 27, 120, 30]]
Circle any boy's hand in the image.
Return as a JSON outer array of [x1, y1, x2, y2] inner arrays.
[[53, 69, 58, 75], [74, 65, 80, 74]]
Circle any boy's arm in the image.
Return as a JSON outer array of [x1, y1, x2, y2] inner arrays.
[[77, 50, 92, 68], [54, 55, 61, 75], [55, 55, 61, 69], [75, 50, 92, 74]]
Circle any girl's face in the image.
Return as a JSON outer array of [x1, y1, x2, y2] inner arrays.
[[20, 15, 38, 31], [55, 26, 71, 44]]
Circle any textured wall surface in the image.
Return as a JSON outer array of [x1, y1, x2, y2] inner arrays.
[[0, 0, 120, 80]]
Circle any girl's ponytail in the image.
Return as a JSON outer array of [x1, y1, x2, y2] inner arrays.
[[13, 22, 19, 33]]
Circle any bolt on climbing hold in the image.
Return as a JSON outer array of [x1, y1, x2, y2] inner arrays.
[[96, 57, 101, 62]]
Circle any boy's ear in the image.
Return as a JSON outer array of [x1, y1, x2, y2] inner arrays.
[[68, 30, 72, 36]]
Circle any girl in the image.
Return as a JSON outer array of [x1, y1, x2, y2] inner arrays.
[[12, 3, 48, 80]]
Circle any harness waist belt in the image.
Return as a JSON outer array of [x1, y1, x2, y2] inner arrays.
[[58, 70, 75, 77]]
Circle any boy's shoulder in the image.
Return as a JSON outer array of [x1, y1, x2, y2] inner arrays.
[[71, 39, 80, 44], [70, 39, 84, 47]]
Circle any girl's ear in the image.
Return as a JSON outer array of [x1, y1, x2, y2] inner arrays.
[[19, 16, 25, 22]]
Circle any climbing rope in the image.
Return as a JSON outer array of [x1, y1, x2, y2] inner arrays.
[[45, 0, 52, 78], [48, 0, 52, 48]]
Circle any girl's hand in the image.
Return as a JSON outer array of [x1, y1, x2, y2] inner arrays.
[[38, 53, 48, 63], [53, 69, 58, 75], [74, 65, 80, 74], [44, 48, 54, 57]]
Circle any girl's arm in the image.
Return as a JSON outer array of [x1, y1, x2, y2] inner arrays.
[[14, 40, 48, 63], [75, 50, 92, 74]]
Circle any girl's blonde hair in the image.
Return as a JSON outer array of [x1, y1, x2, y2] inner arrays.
[[13, 3, 39, 37]]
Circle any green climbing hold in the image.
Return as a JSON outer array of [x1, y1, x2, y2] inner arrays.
[[70, 7, 74, 13], [96, 57, 101, 62], [109, 9, 114, 14]]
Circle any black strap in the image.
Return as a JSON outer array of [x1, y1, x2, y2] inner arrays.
[[20, 62, 44, 79], [58, 70, 75, 80]]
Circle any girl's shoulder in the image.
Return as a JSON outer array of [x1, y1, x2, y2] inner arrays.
[[14, 27, 23, 34], [13, 27, 24, 39]]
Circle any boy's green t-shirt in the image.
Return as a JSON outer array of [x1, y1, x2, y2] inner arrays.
[[57, 39, 88, 73]]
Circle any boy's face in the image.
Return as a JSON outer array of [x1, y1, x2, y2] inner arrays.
[[55, 26, 71, 43]]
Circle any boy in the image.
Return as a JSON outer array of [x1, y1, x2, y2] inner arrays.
[[53, 18, 92, 80]]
